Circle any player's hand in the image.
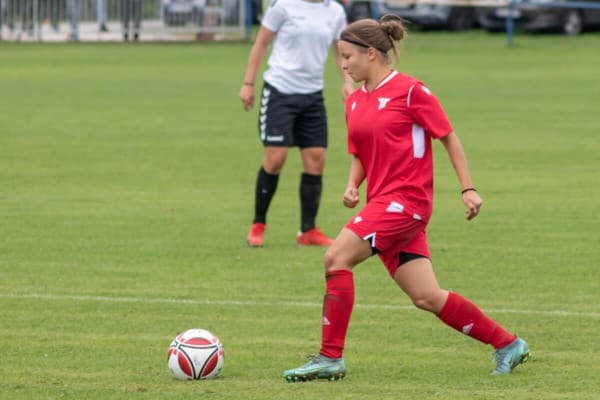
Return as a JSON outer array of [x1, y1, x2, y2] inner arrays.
[[343, 186, 360, 208], [462, 190, 483, 220], [239, 85, 255, 111], [341, 81, 355, 101]]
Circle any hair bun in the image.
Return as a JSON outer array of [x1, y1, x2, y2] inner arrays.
[[379, 14, 406, 41]]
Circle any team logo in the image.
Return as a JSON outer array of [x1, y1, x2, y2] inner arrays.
[[377, 97, 391, 110], [386, 201, 404, 213]]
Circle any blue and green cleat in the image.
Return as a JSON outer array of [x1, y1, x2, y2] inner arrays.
[[283, 354, 346, 382], [492, 337, 530, 375]]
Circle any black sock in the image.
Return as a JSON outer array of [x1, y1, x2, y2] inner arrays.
[[300, 173, 322, 233], [253, 167, 279, 224]]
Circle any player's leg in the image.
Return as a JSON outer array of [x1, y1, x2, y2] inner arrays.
[[392, 256, 448, 313], [296, 146, 331, 245], [247, 83, 296, 246], [392, 253, 529, 374], [247, 147, 288, 247], [295, 91, 331, 245], [132, 0, 141, 40], [122, 0, 130, 40], [283, 228, 372, 382], [299, 146, 325, 175]]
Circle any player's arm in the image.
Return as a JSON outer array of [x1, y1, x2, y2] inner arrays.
[[439, 131, 483, 220], [333, 40, 355, 101], [240, 26, 276, 111], [343, 155, 365, 209]]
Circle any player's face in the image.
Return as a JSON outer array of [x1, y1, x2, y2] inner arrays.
[[338, 41, 369, 83]]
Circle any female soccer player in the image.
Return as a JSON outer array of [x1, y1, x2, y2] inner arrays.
[[240, 0, 354, 247], [283, 15, 530, 381]]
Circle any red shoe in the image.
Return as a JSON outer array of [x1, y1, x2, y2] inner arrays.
[[247, 223, 266, 247], [296, 228, 333, 246]]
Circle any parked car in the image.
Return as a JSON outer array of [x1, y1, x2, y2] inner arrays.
[[162, 0, 205, 26], [476, 0, 600, 35], [341, 0, 477, 31]]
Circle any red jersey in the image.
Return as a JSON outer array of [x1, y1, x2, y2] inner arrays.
[[345, 71, 453, 223]]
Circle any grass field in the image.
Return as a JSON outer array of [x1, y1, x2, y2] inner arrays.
[[1, 31, 599, 399]]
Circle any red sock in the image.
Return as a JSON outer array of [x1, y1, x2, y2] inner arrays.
[[319, 269, 354, 359], [437, 292, 516, 349]]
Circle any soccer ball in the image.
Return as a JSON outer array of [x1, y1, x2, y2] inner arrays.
[[167, 328, 224, 380]]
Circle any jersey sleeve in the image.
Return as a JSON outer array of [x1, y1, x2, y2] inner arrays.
[[406, 83, 453, 139], [261, 1, 287, 33]]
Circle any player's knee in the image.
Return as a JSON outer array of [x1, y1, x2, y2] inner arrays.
[[323, 249, 337, 271], [410, 293, 441, 312], [263, 161, 284, 175], [324, 247, 350, 272]]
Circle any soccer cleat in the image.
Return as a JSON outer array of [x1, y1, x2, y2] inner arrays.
[[492, 337, 530, 375], [296, 228, 333, 246], [283, 354, 346, 382], [247, 223, 266, 247]]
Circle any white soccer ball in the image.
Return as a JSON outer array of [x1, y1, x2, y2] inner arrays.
[[167, 328, 224, 380]]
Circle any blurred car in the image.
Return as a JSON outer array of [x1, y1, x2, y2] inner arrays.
[[476, 0, 600, 35], [162, 0, 261, 27], [341, 0, 478, 31], [162, 0, 200, 26]]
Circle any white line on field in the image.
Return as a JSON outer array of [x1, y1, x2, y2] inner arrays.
[[2, 293, 599, 318]]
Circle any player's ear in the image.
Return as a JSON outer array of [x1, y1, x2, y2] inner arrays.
[[367, 47, 378, 61]]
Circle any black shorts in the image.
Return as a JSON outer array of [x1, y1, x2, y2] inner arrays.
[[258, 81, 328, 148]]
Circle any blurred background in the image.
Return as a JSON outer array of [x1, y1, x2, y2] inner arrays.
[[2, 0, 600, 43]]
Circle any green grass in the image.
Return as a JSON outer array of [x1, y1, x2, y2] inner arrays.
[[1, 31, 599, 399]]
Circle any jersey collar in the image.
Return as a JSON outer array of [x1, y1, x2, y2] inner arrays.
[[361, 70, 398, 93]]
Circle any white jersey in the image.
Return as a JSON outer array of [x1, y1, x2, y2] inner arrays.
[[261, 0, 346, 94]]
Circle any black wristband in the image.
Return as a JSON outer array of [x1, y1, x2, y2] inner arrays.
[[461, 188, 477, 194]]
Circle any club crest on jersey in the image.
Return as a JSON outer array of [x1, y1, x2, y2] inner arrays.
[[377, 97, 391, 110]]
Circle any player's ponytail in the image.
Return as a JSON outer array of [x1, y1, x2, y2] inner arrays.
[[340, 15, 407, 63]]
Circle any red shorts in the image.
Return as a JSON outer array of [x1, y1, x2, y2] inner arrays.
[[344, 195, 430, 277]]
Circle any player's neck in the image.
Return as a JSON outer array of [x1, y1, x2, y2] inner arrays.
[[365, 67, 394, 92]]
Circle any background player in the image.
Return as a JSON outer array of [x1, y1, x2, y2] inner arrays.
[[240, 0, 355, 247]]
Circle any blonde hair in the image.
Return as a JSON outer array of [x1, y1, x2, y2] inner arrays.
[[340, 14, 407, 61]]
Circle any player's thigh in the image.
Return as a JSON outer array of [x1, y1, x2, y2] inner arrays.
[[294, 92, 328, 149], [324, 227, 373, 272]]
